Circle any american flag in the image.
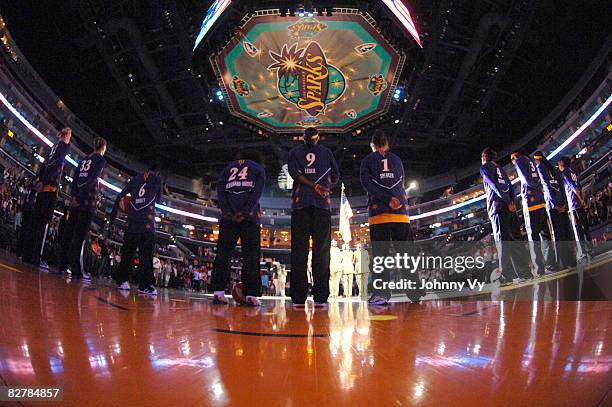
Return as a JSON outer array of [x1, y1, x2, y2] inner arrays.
[[340, 183, 353, 243]]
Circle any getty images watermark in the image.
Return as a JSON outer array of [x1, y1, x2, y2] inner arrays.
[[372, 252, 487, 292], [365, 240, 504, 300]]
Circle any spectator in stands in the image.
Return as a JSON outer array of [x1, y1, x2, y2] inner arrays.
[[153, 255, 162, 287]]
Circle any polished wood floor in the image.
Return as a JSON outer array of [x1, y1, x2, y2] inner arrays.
[[0, 253, 611, 406]]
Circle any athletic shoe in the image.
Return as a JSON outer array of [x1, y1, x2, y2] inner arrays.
[[512, 277, 527, 284], [245, 296, 261, 307], [368, 295, 390, 306], [490, 267, 502, 282], [407, 289, 425, 303], [65, 269, 72, 275], [82, 272, 92, 281], [544, 265, 557, 275], [117, 282, 131, 291], [292, 303, 306, 310], [212, 293, 229, 305], [314, 302, 328, 310], [138, 286, 157, 296], [39, 260, 49, 271]]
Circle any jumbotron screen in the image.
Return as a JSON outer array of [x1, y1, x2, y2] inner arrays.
[[211, 11, 405, 133]]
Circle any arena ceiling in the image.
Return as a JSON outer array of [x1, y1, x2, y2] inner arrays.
[[2, 0, 610, 195]]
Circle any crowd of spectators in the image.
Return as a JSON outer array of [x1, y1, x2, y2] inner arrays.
[[586, 182, 612, 227]]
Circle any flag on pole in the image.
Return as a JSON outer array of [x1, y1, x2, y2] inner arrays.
[[340, 183, 353, 243]]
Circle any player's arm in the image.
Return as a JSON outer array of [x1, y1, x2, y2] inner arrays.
[[109, 179, 132, 223], [480, 165, 503, 198], [216, 167, 232, 215], [242, 165, 266, 216], [287, 150, 311, 187], [564, 171, 585, 204], [360, 157, 392, 204], [287, 150, 327, 195], [390, 157, 405, 199]]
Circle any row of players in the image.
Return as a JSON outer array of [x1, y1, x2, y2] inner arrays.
[[481, 146, 593, 286], [21, 126, 593, 307]]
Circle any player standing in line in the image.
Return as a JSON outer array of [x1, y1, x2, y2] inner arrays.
[[59, 137, 107, 280], [287, 128, 339, 309], [27, 128, 72, 267], [511, 151, 554, 275], [558, 156, 593, 259], [360, 129, 420, 305], [480, 147, 531, 283], [210, 150, 266, 306], [109, 164, 163, 296], [533, 151, 575, 269]]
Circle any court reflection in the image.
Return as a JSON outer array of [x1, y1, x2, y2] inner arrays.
[[0, 255, 610, 406]]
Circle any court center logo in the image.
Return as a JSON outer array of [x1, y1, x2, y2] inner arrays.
[[268, 42, 346, 117]]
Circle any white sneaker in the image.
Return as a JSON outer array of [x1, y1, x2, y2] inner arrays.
[[82, 272, 91, 281], [212, 292, 229, 305], [245, 296, 261, 307], [138, 286, 157, 296], [65, 269, 72, 275], [490, 267, 502, 282], [118, 282, 131, 291], [368, 295, 390, 306], [39, 260, 49, 271]]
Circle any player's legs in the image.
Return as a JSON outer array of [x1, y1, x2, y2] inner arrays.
[[239, 220, 262, 297], [210, 219, 240, 293], [17, 208, 35, 260], [29, 191, 57, 265], [575, 207, 593, 254], [67, 209, 93, 278], [533, 208, 555, 271], [523, 205, 545, 275], [137, 232, 155, 290], [491, 207, 514, 281], [290, 208, 310, 304], [369, 223, 393, 300], [555, 210, 577, 268], [310, 207, 331, 304], [115, 232, 138, 285]]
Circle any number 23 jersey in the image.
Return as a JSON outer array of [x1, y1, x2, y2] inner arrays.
[[72, 152, 107, 213]]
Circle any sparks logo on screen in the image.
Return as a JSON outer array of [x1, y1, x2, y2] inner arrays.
[[193, 0, 232, 51]]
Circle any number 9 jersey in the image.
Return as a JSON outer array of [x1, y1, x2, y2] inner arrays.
[[287, 143, 340, 211]]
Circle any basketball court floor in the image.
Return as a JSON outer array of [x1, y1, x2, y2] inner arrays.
[[0, 253, 611, 406]]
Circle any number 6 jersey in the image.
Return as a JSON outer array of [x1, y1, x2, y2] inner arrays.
[[113, 172, 164, 233]]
